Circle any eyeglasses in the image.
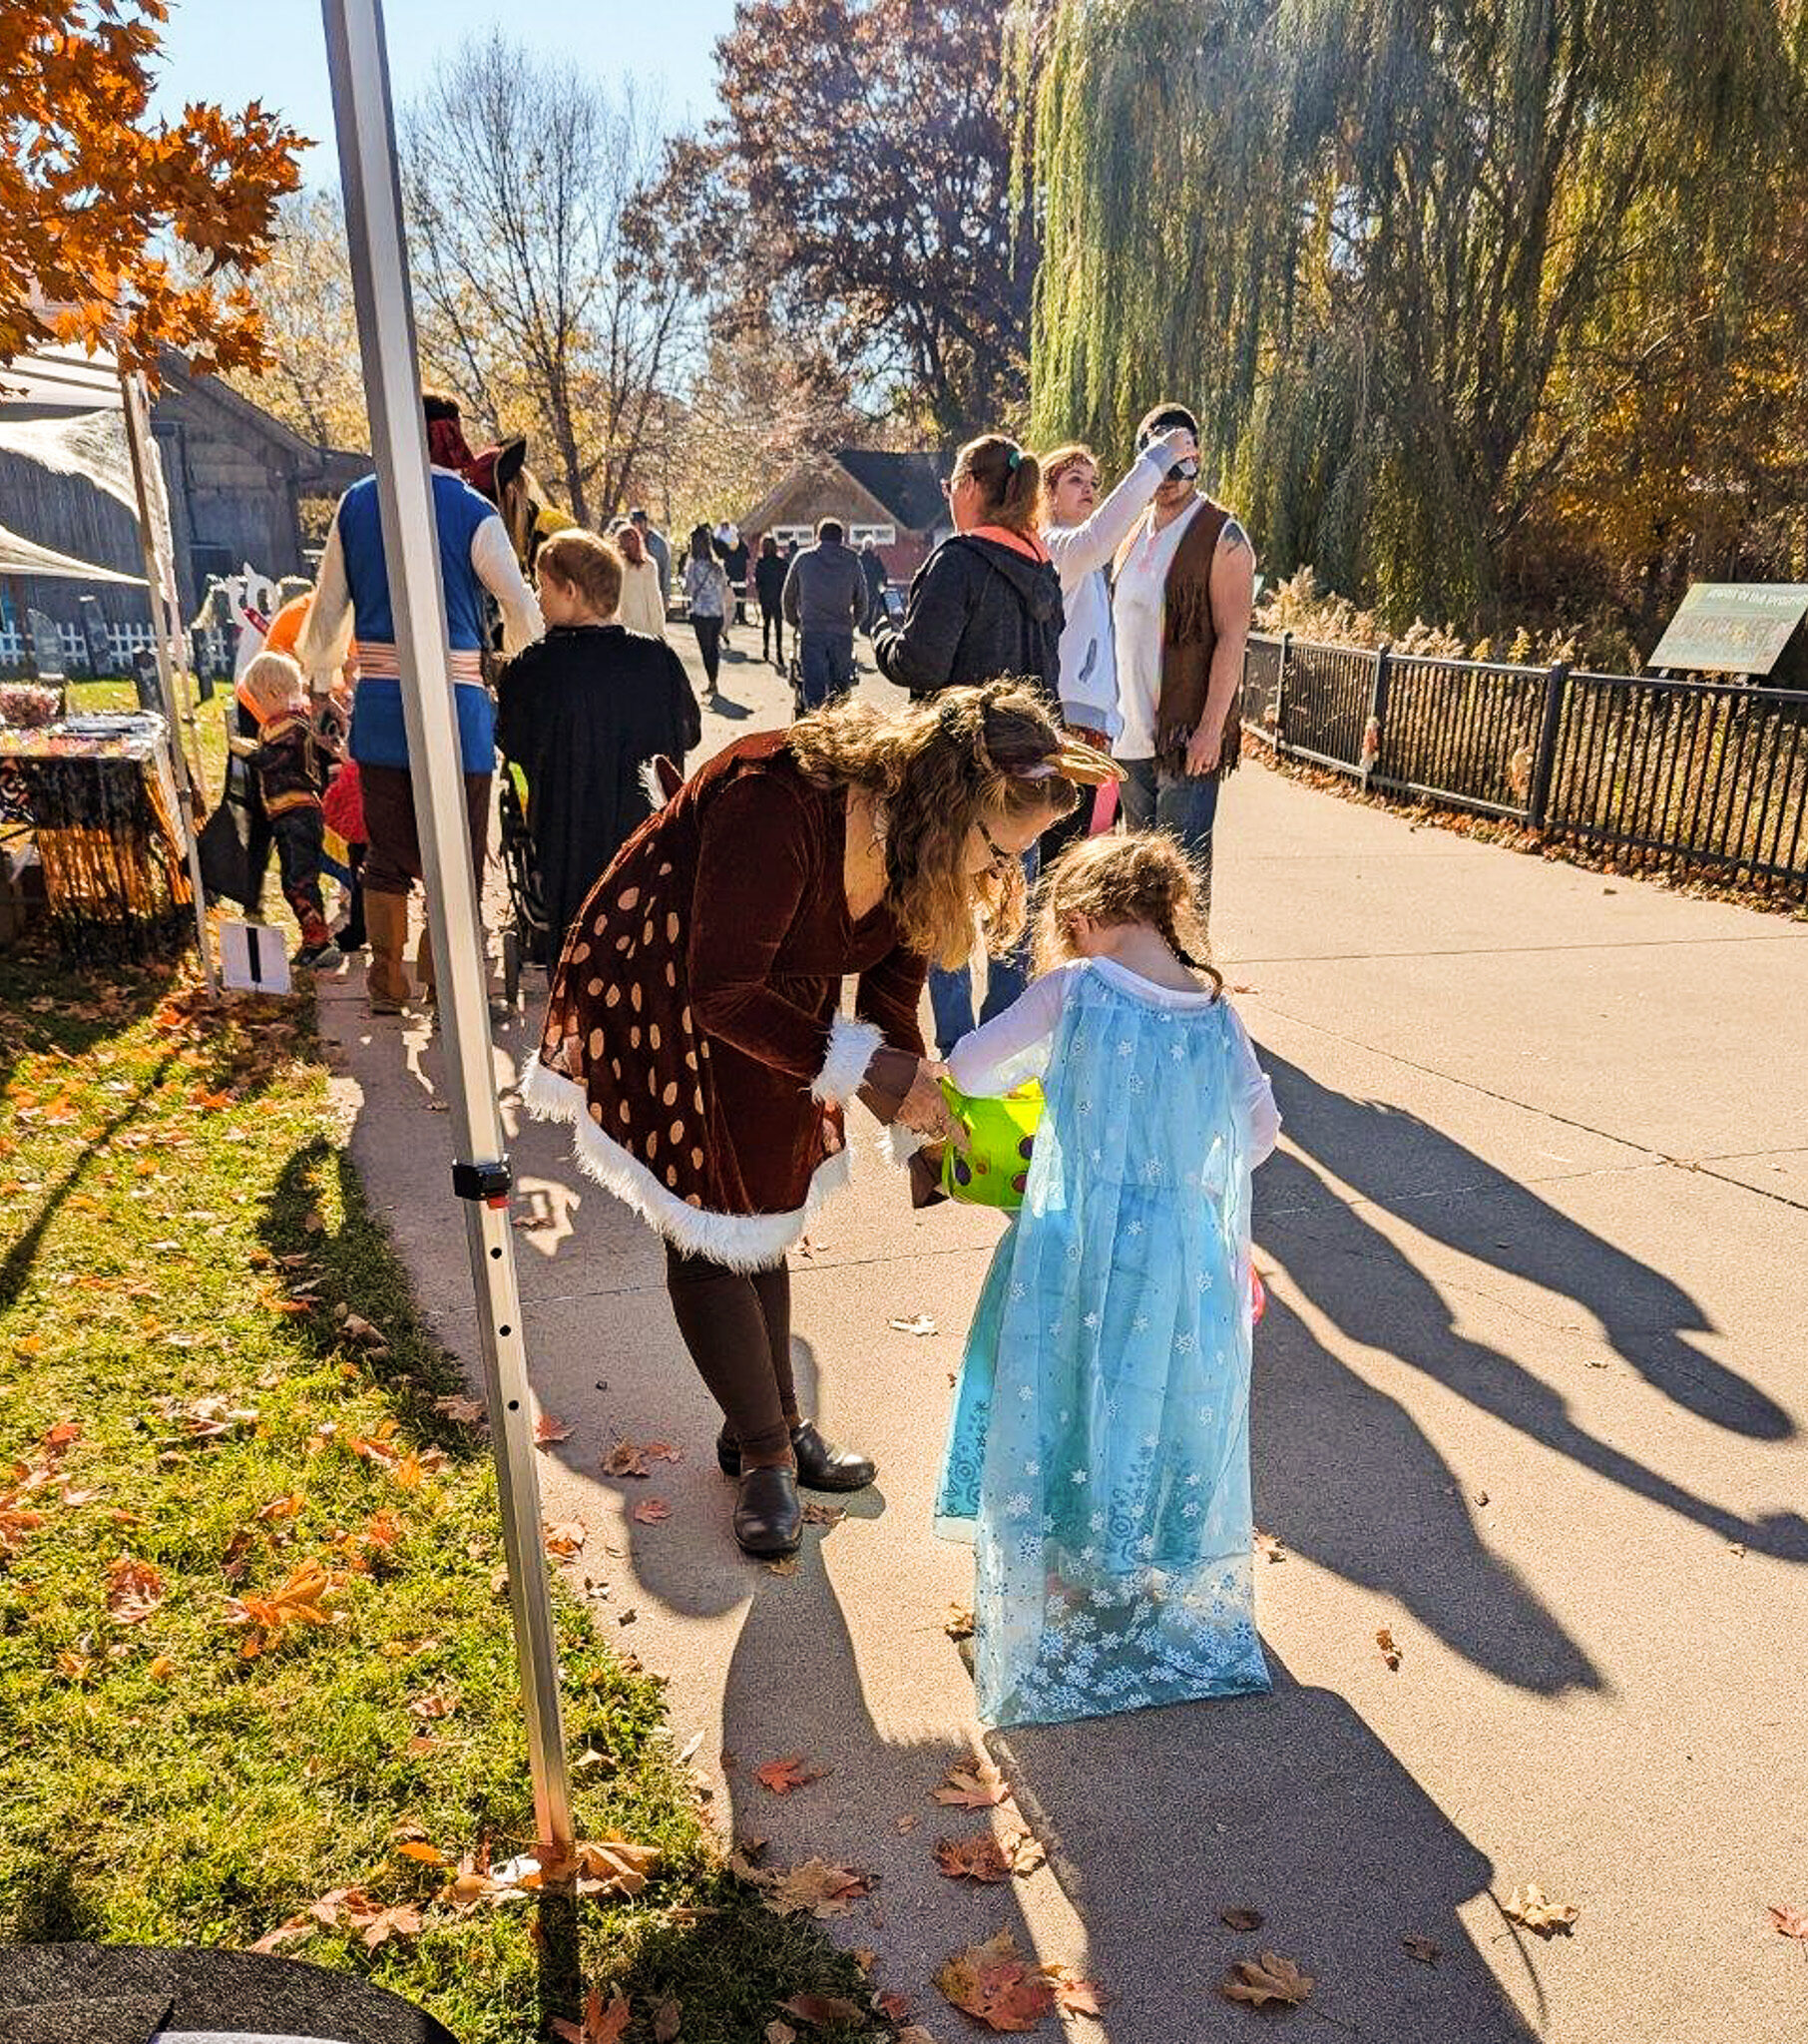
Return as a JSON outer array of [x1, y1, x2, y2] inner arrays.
[[976, 817, 1016, 878]]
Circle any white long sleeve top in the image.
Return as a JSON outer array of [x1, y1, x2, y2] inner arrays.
[[1042, 444, 1170, 741], [946, 956, 1281, 1164]]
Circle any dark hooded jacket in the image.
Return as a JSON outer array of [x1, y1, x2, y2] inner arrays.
[[496, 624, 701, 959], [873, 532, 1065, 709]]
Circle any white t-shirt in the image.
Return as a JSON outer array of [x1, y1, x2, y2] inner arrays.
[[1112, 495, 1207, 760]]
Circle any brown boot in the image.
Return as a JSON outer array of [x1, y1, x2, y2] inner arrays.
[[364, 890, 410, 1015]]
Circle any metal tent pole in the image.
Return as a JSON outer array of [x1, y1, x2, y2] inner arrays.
[[320, 0, 575, 1864], [120, 367, 217, 995]]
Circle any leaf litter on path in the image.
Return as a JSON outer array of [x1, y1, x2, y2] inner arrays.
[[1504, 1883, 1579, 1935], [1220, 1950, 1314, 2009], [934, 1758, 1012, 1809], [935, 1931, 1056, 2033], [1771, 1902, 1808, 1943], [889, 1314, 938, 1336], [754, 1755, 826, 1794]]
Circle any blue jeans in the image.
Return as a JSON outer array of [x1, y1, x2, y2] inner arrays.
[[1118, 757, 1220, 860], [1118, 756, 1219, 923], [928, 844, 1041, 1056], [797, 629, 855, 711]]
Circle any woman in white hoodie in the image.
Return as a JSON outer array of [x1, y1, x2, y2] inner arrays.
[[1042, 423, 1198, 763]]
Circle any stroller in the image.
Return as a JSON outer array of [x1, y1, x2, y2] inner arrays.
[[495, 756, 551, 1009]]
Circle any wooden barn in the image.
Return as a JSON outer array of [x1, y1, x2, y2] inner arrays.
[[0, 344, 364, 663], [740, 448, 951, 586]]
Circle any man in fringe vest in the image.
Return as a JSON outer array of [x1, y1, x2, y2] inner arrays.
[[1111, 402, 1255, 927]]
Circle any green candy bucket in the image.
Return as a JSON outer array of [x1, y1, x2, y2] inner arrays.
[[939, 1078, 1045, 1210]]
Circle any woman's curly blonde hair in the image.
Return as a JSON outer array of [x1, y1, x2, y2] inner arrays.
[[788, 680, 1079, 968], [1032, 830, 1222, 994]]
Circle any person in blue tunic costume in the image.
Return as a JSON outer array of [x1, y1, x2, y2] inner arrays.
[[935, 829, 1281, 1727]]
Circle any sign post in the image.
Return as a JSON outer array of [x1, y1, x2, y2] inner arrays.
[[319, 0, 574, 1865]]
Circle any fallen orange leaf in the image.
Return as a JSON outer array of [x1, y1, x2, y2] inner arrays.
[[601, 1439, 651, 1478], [1041, 1962, 1105, 2015], [936, 1833, 1012, 1883], [105, 1553, 166, 1624], [754, 1755, 825, 1795], [535, 1412, 573, 1446], [551, 1987, 631, 2044], [934, 1759, 1012, 1809], [935, 1931, 1056, 2032], [632, 1498, 672, 1525], [760, 1857, 871, 1918]]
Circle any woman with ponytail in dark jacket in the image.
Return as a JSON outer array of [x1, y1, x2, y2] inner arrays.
[[874, 435, 1069, 1052], [874, 435, 1064, 712]]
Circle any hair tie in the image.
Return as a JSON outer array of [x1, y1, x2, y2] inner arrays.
[[1006, 447, 1022, 472]]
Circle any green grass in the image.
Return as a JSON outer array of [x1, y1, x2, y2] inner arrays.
[[0, 956, 874, 2043]]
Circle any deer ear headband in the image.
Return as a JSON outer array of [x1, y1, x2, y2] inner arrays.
[[937, 696, 1126, 787]]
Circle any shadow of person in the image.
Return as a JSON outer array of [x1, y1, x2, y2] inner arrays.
[[1252, 1289, 1602, 1694], [703, 692, 753, 721], [1256, 1137, 1808, 1566], [714, 1512, 1050, 2018], [993, 1649, 1544, 2044], [1262, 1052, 1790, 1441]]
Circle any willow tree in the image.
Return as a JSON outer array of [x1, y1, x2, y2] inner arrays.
[[1018, 0, 1807, 628]]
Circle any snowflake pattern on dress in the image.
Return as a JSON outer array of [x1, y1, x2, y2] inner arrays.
[[933, 966, 1269, 1726]]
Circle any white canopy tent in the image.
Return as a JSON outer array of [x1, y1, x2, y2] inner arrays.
[[0, 521, 144, 584], [0, 339, 213, 985]]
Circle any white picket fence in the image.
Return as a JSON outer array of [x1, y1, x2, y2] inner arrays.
[[0, 622, 233, 677]]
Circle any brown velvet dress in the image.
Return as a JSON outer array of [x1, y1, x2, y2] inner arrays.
[[523, 729, 927, 1270]]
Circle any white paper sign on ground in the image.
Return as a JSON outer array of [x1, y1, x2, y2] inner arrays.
[[219, 918, 291, 996]]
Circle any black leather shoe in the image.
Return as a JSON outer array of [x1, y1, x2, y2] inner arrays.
[[717, 1420, 876, 1492], [732, 1463, 802, 1558]]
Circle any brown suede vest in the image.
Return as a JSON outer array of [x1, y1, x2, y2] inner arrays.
[[1114, 495, 1242, 778]]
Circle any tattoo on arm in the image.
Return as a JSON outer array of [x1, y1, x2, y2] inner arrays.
[[1219, 518, 1251, 558]]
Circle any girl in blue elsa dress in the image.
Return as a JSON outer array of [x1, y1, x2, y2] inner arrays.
[[934, 830, 1280, 1728]]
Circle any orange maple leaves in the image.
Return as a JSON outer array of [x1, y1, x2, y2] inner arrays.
[[0, 2, 305, 373]]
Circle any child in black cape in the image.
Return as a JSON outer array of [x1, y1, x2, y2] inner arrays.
[[497, 529, 702, 961]]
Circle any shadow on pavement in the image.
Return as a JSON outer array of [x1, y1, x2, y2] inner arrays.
[[1251, 1291, 1603, 1695], [1256, 1060, 1808, 1590], [1262, 1052, 1792, 1441], [995, 1650, 1543, 2043]]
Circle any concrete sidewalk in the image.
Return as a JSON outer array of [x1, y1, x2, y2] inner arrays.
[[318, 625, 1808, 2044]]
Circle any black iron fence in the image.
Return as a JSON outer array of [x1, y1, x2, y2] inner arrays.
[[1239, 633, 1808, 898]]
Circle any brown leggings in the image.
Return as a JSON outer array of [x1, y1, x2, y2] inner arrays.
[[665, 1245, 797, 1463]]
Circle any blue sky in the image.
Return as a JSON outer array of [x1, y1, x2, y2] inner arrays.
[[150, 0, 739, 171]]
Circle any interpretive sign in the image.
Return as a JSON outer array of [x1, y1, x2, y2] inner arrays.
[[1647, 583, 1808, 676]]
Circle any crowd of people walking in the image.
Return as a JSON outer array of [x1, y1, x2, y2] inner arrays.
[[239, 386, 1269, 1732]]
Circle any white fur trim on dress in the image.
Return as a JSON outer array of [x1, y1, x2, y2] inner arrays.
[[877, 1121, 925, 1168], [638, 759, 669, 812], [810, 1013, 882, 1107], [520, 1057, 850, 1273]]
